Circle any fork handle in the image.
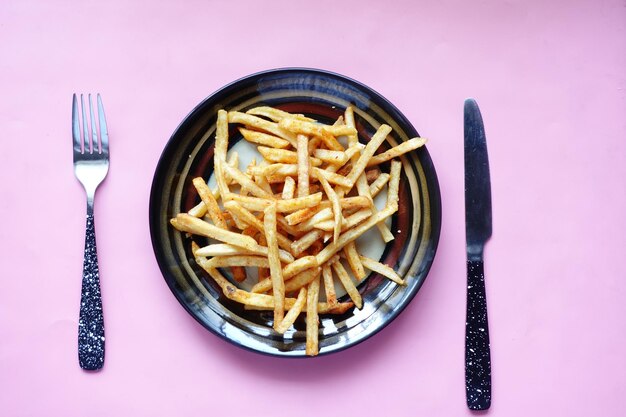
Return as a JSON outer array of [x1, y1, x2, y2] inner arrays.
[[465, 259, 491, 410], [78, 213, 105, 370]]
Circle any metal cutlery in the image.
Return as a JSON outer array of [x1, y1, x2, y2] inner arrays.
[[72, 93, 109, 370], [464, 98, 492, 410]]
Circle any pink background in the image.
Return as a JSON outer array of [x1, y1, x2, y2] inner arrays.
[[1, 0, 625, 415]]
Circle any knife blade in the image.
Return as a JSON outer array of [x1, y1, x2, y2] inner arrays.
[[464, 98, 492, 410]]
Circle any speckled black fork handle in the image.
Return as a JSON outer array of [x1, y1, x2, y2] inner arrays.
[[465, 259, 491, 410], [78, 212, 105, 370]]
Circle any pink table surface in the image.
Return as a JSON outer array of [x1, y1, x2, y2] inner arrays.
[[1, 0, 625, 416]]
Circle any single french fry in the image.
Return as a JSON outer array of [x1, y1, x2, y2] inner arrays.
[[344, 106, 359, 147], [344, 242, 366, 281], [227, 192, 323, 213], [387, 160, 402, 210], [194, 243, 256, 257], [284, 206, 320, 226], [284, 267, 321, 293], [263, 202, 285, 329], [359, 255, 405, 285], [228, 111, 297, 147], [282, 176, 296, 199], [282, 255, 318, 279], [246, 106, 316, 123], [322, 264, 337, 306], [173, 214, 257, 248], [332, 261, 362, 309], [291, 229, 324, 256], [257, 233, 270, 283], [306, 276, 321, 356], [205, 255, 270, 268], [222, 163, 274, 199], [296, 134, 310, 197], [275, 287, 307, 334], [307, 136, 323, 154], [192, 178, 227, 229], [313, 149, 349, 166], [345, 124, 392, 186], [188, 201, 208, 218], [215, 110, 230, 197], [317, 175, 342, 243], [239, 127, 291, 149], [369, 173, 390, 198], [366, 137, 427, 167]]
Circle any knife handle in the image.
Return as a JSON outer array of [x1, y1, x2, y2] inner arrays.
[[465, 259, 491, 410]]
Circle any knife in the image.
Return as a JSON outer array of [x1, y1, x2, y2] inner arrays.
[[464, 98, 492, 410]]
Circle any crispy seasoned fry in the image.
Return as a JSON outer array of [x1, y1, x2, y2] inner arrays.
[[360, 255, 405, 285], [306, 276, 321, 356], [285, 206, 320, 226], [369, 173, 390, 198], [366, 137, 427, 167], [283, 255, 318, 279], [345, 124, 392, 185], [275, 287, 307, 334], [387, 160, 402, 210], [284, 267, 321, 293], [344, 243, 366, 281], [228, 111, 297, 147], [204, 255, 270, 268], [332, 261, 362, 309], [246, 106, 316, 123], [239, 127, 291, 149], [322, 264, 337, 306], [194, 243, 256, 257], [173, 213, 257, 248], [263, 202, 285, 329], [291, 229, 324, 256], [296, 134, 310, 197], [317, 174, 342, 243], [313, 149, 349, 166], [192, 177, 227, 229], [282, 176, 296, 199]]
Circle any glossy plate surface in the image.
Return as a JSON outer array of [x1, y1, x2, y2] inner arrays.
[[149, 68, 441, 357]]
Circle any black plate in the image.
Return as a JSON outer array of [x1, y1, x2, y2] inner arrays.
[[149, 68, 441, 357]]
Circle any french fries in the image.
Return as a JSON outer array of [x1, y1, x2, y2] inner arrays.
[[170, 105, 427, 356]]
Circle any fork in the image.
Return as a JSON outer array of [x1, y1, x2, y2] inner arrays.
[[72, 93, 109, 370]]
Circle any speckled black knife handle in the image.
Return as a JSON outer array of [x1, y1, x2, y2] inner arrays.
[[465, 259, 491, 410], [78, 213, 105, 370]]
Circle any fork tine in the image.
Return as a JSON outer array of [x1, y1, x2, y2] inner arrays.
[[80, 94, 91, 153], [88, 94, 100, 154], [97, 94, 109, 156], [72, 94, 82, 154]]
